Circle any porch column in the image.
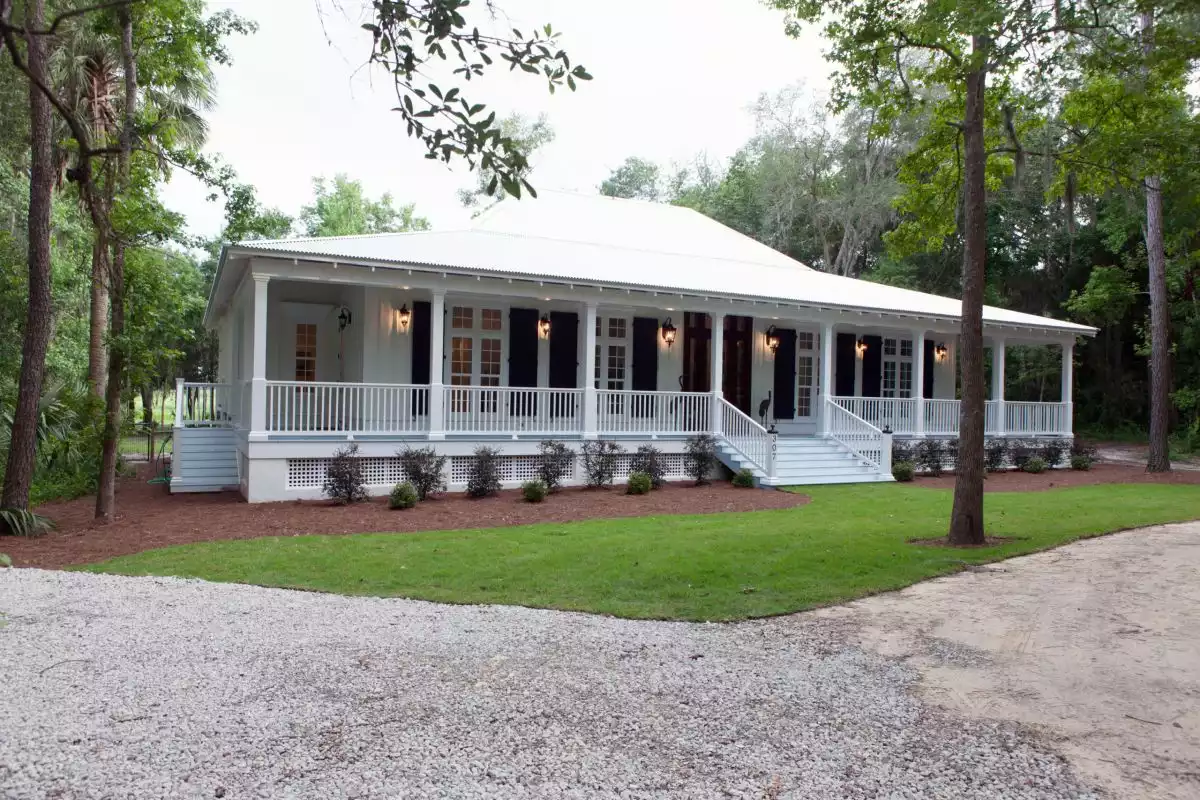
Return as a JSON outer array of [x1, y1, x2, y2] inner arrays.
[[992, 336, 1006, 436], [582, 301, 598, 438], [710, 312, 725, 434], [428, 290, 446, 439], [1061, 339, 1074, 435], [820, 321, 834, 435], [249, 275, 269, 439], [913, 329, 926, 436]]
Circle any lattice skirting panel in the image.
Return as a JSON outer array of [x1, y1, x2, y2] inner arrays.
[[287, 453, 691, 490]]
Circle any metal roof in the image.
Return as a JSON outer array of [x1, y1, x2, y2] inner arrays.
[[224, 191, 1094, 336]]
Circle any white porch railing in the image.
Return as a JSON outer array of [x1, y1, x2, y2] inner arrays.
[[825, 398, 885, 470], [595, 390, 712, 435], [175, 382, 235, 428], [831, 396, 1071, 436], [266, 381, 430, 434], [830, 397, 917, 433], [719, 398, 773, 477], [1005, 401, 1070, 436], [445, 386, 583, 434]]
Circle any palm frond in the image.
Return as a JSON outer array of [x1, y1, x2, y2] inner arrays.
[[0, 508, 54, 538]]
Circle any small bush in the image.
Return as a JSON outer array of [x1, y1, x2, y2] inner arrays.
[[467, 446, 502, 498], [0, 552, 11, 568], [581, 439, 623, 487], [398, 446, 447, 500], [388, 481, 418, 510], [626, 471, 653, 495], [0, 509, 54, 538], [984, 438, 1008, 472], [731, 468, 756, 488], [1023, 456, 1048, 474], [891, 439, 915, 467], [1070, 439, 1097, 470], [522, 479, 548, 502], [1008, 439, 1035, 470], [916, 438, 946, 477], [323, 443, 368, 505], [1038, 439, 1066, 468], [892, 460, 916, 482], [1070, 454, 1093, 471], [536, 440, 574, 492], [630, 444, 667, 488], [685, 433, 719, 485]]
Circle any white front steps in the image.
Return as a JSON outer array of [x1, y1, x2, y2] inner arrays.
[[718, 435, 891, 487]]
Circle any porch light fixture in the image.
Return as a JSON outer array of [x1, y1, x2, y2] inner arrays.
[[661, 317, 678, 347], [765, 325, 781, 355], [538, 314, 552, 339], [395, 304, 412, 333], [337, 306, 353, 332], [855, 338, 868, 359], [934, 342, 948, 363]]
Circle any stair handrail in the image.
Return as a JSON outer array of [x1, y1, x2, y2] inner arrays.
[[719, 398, 775, 479], [824, 397, 888, 472]]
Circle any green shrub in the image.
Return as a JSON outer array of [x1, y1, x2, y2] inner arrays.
[[1038, 439, 1067, 468], [581, 439, 623, 487], [731, 468, 756, 488], [0, 509, 54, 538], [891, 439, 915, 466], [1070, 454, 1093, 471], [892, 460, 915, 482], [1008, 440, 1035, 470], [322, 443, 368, 505], [916, 439, 946, 477], [630, 444, 667, 488], [0, 552, 11, 567], [984, 439, 1008, 472], [1023, 456, 1048, 474], [388, 481, 418, 510], [536, 440, 574, 491], [626, 471, 652, 495], [398, 446, 447, 500], [467, 446, 502, 498], [1070, 439, 1097, 471], [684, 433, 719, 485], [522, 479, 548, 502]]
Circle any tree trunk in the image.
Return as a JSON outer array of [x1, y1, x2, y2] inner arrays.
[[1141, 9, 1171, 473], [141, 385, 154, 426], [88, 230, 110, 396], [948, 43, 989, 546], [95, 5, 138, 521], [1, 0, 54, 516]]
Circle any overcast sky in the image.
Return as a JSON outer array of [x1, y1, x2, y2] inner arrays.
[[160, 0, 832, 238]]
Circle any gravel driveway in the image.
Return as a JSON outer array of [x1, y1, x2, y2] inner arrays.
[[13, 523, 1195, 799]]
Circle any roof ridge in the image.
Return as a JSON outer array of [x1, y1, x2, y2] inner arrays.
[[235, 229, 464, 247]]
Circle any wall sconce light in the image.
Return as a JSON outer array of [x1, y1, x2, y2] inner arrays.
[[855, 338, 868, 359], [337, 306, 353, 332], [538, 314, 552, 339], [395, 304, 412, 333], [934, 342, 948, 363], [765, 325, 781, 355], [661, 317, 677, 347]]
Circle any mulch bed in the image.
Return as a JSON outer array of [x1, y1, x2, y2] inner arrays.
[[909, 461, 1200, 492], [6, 466, 809, 570]]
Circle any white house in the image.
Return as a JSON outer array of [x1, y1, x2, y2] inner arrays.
[[175, 191, 1094, 502]]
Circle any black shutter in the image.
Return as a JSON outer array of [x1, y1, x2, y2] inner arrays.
[[835, 333, 856, 396], [548, 311, 579, 418], [923, 339, 936, 399], [508, 308, 539, 417], [631, 317, 660, 418], [411, 301, 431, 415], [861, 334, 883, 397], [772, 328, 797, 420]]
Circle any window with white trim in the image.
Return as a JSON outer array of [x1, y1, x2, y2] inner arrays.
[[796, 330, 817, 418], [881, 337, 914, 399], [448, 305, 504, 411], [594, 316, 628, 391], [295, 323, 317, 382]]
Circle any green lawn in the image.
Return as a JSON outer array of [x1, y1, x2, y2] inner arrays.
[[83, 483, 1200, 621]]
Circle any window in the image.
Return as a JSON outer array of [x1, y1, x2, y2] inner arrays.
[[447, 306, 503, 411], [797, 331, 814, 351], [295, 323, 316, 382], [594, 316, 628, 391], [480, 339, 501, 386], [880, 337, 914, 399], [452, 306, 473, 329], [481, 308, 502, 331], [797, 355, 814, 417]]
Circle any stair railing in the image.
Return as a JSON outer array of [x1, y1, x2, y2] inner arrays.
[[824, 397, 889, 474], [719, 398, 775, 479]]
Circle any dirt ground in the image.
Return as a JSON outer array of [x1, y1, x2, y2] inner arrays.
[[912, 460, 1200, 491], [7, 466, 807, 569], [811, 521, 1200, 800]]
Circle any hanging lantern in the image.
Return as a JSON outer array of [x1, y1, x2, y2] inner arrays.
[[660, 317, 678, 347], [765, 325, 781, 355], [934, 342, 948, 362], [395, 304, 412, 333], [538, 315, 552, 339], [855, 338, 868, 358], [337, 306, 353, 332]]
